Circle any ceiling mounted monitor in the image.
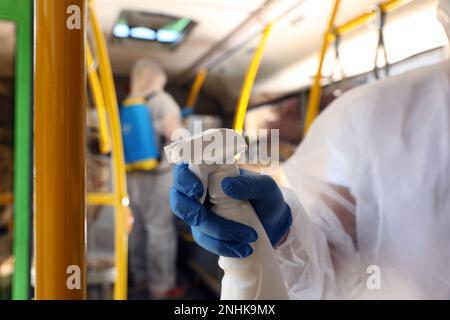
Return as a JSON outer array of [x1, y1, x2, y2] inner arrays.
[[112, 10, 196, 50]]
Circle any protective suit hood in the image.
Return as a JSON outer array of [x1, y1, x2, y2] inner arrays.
[[438, 0, 450, 40], [130, 59, 167, 97]]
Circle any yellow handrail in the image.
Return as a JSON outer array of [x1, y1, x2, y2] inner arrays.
[[0, 192, 13, 205], [0, 192, 118, 207], [87, 192, 116, 206], [88, 0, 129, 300], [335, 0, 407, 36], [87, 43, 112, 154], [304, 0, 408, 134], [232, 22, 273, 134], [185, 68, 208, 108], [2, 193, 117, 211], [303, 0, 341, 135]]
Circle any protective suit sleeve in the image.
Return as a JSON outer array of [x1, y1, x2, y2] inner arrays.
[[276, 177, 363, 299], [275, 88, 369, 299], [275, 188, 335, 299]]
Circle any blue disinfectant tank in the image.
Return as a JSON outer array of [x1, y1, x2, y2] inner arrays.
[[120, 97, 159, 171]]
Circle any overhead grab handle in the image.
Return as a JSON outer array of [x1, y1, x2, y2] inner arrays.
[[368, 4, 390, 79]]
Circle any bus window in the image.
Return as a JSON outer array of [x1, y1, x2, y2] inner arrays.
[[0, 20, 15, 300]]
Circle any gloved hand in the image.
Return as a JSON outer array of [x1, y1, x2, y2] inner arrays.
[[170, 163, 292, 258]]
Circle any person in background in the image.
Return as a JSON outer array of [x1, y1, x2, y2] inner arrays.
[[127, 59, 184, 299], [0, 128, 13, 283], [85, 110, 117, 273], [169, 0, 450, 299]]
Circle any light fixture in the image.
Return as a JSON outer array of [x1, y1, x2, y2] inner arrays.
[[130, 27, 156, 40], [111, 11, 196, 49], [113, 23, 130, 38], [157, 29, 180, 43]]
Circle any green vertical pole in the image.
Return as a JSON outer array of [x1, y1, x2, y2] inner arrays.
[[0, 0, 33, 300], [12, 0, 33, 300]]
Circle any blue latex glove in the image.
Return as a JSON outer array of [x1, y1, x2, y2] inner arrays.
[[170, 163, 292, 258]]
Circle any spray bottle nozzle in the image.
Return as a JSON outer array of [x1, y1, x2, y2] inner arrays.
[[164, 128, 247, 204]]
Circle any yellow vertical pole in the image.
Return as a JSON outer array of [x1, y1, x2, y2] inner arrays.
[[185, 68, 207, 108], [303, 0, 341, 134], [88, 0, 129, 300], [35, 0, 87, 299], [233, 22, 273, 134]]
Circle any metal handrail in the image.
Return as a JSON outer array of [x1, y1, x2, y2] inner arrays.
[[88, 0, 130, 300], [87, 43, 112, 154], [303, 0, 408, 134], [185, 68, 208, 109], [232, 22, 273, 134]]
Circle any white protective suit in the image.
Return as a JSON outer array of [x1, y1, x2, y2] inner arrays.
[[127, 59, 182, 295], [276, 1, 450, 299]]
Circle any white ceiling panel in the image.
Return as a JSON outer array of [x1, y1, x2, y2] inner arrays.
[[94, 0, 266, 76]]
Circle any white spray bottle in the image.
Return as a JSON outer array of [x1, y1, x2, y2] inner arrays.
[[165, 128, 288, 300]]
